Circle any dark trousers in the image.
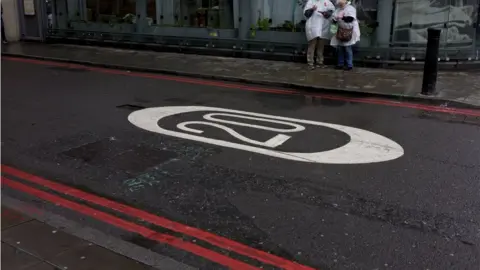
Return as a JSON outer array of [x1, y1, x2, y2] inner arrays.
[[337, 46, 353, 68]]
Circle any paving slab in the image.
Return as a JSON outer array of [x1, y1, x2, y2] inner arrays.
[[1, 242, 45, 270], [1, 206, 33, 230], [2, 220, 88, 260], [1, 207, 156, 270], [50, 243, 153, 270]]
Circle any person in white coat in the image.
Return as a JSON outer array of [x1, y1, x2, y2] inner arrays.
[[330, 0, 360, 70], [304, 0, 335, 69]]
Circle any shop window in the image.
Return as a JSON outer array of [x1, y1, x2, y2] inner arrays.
[[249, 0, 379, 34], [250, 0, 306, 33], [86, 0, 137, 24], [392, 0, 478, 47], [149, 0, 234, 29], [352, 0, 378, 45], [147, 0, 157, 24], [476, 3, 480, 50]]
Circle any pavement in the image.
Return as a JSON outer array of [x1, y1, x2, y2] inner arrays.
[[2, 42, 480, 108], [1, 56, 480, 270], [1, 204, 158, 270]]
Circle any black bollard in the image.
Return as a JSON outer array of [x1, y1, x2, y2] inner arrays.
[[421, 28, 441, 95]]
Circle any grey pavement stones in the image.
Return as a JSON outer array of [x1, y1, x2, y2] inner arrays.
[[1, 206, 153, 270], [1, 196, 197, 270], [1, 243, 48, 270]]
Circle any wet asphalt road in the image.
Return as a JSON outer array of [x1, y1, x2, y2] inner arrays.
[[2, 58, 480, 270]]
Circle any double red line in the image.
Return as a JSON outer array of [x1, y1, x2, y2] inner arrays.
[[1, 164, 315, 270], [5, 57, 480, 117]]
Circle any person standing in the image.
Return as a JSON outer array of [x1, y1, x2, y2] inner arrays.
[[304, 0, 335, 70], [1, 5, 7, 44], [330, 0, 360, 70]]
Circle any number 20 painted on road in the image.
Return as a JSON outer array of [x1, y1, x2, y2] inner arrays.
[[128, 106, 404, 164]]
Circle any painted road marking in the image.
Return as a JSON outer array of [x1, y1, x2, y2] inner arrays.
[[177, 121, 292, 148], [4, 56, 480, 117], [1, 165, 316, 270], [204, 113, 306, 132], [1, 177, 259, 270], [128, 106, 405, 164]]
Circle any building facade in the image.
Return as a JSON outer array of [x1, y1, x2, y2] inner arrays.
[[8, 0, 480, 62]]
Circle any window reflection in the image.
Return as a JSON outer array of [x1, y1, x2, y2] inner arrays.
[[148, 0, 234, 29], [46, 0, 53, 28], [476, 4, 480, 50], [250, 0, 306, 33], [86, 0, 137, 24], [393, 0, 477, 47]]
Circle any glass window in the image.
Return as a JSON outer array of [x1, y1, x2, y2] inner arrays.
[[46, 0, 53, 28], [352, 0, 378, 45], [147, 0, 157, 24], [86, 0, 137, 24], [249, 0, 378, 34], [149, 0, 234, 29], [250, 0, 306, 33], [475, 2, 480, 49], [476, 5, 480, 50], [392, 0, 478, 47]]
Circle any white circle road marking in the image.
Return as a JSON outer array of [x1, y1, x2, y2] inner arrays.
[[128, 106, 404, 164]]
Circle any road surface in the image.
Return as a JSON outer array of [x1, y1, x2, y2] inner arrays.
[[2, 57, 479, 270]]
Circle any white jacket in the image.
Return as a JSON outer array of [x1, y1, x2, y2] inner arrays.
[[304, 0, 335, 41], [330, 4, 361, 47]]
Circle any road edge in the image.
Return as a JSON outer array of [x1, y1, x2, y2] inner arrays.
[[3, 52, 478, 109], [1, 194, 197, 270]]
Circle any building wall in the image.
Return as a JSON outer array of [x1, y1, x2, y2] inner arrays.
[[46, 0, 480, 60], [2, 0, 21, 41]]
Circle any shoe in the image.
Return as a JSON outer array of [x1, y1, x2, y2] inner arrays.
[[2, 40, 7, 44], [344, 66, 353, 71], [316, 64, 327, 69], [308, 65, 316, 70], [335, 66, 343, 70]]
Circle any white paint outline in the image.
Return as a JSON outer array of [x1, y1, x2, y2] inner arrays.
[[177, 121, 291, 148], [203, 113, 305, 133], [128, 106, 404, 164]]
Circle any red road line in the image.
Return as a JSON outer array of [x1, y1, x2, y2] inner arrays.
[[4, 56, 480, 117], [2, 165, 316, 270], [1, 177, 260, 270]]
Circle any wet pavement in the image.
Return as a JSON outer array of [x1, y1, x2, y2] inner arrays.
[[2, 42, 480, 107], [1, 205, 155, 270], [1, 57, 480, 270]]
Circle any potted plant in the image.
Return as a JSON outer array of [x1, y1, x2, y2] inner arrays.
[[359, 20, 375, 47], [250, 17, 271, 38]]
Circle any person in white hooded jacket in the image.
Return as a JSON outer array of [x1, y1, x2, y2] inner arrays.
[[304, 0, 335, 69], [330, 0, 360, 70]]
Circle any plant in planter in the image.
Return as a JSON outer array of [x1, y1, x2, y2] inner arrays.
[[359, 21, 374, 37], [274, 20, 305, 33], [282, 20, 295, 32], [358, 20, 375, 47], [257, 18, 271, 31], [250, 18, 271, 37], [122, 13, 136, 24], [296, 20, 306, 32]]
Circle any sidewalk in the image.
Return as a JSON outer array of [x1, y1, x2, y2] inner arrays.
[[2, 42, 480, 107], [1, 205, 154, 270]]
